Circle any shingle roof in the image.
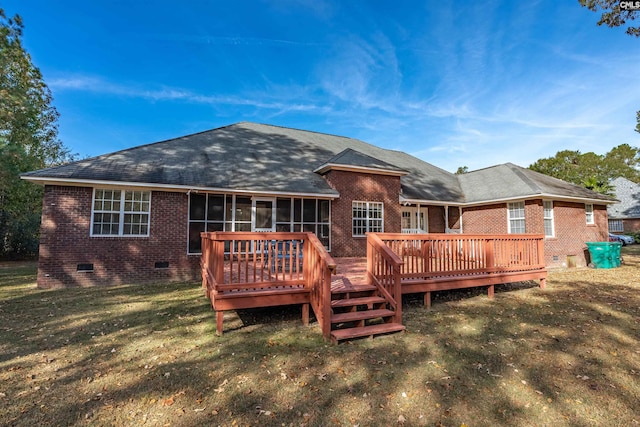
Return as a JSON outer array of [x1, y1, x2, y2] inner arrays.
[[315, 148, 408, 174], [458, 163, 615, 204], [608, 177, 640, 218], [22, 122, 463, 201], [22, 122, 614, 205]]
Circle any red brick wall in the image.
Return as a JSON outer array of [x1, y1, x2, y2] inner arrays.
[[324, 170, 401, 257], [462, 199, 609, 268], [622, 218, 640, 233], [37, 185, 200, 288], [544, 201, 607, 268], [462, 203, 506, 234]]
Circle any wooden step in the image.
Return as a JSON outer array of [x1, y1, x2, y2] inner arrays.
[[331, 308, 395, 324], [331, 283, 376, 295], [330, 323, 405, 343], [331, 296, 386, 308]]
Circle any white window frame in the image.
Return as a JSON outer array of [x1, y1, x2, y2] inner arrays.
[[608, 219, 623, 232], [585, 204, 594, 224], [543, 200, 554, 238], [507, 201, 526, 234], [352, 201, 384, 237], [91, 188, 151, 237]]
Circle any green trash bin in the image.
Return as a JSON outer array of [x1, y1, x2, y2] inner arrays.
[[586, 242, 622, 269]]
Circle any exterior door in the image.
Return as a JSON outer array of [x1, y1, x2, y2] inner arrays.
[[252, 198, 276, 232], [401, 207, 427, 233]]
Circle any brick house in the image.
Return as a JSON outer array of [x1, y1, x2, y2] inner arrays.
[[607, 177, 640, 234], [22, 122, 614, 288]]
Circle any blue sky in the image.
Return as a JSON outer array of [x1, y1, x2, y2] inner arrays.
[[5, 0, 640, 172]]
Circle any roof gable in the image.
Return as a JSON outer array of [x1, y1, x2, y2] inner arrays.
[[314, 148, 408, 176]]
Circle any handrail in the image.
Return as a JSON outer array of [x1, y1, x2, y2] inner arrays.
[[366, 233, 404, 324], [200, 231, 336, 340], [305, 233, 337, 340], [375, 233, 545, 281]]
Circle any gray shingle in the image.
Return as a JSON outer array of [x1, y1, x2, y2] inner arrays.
[[608, 177, 640, 218], [22, 123, 614, 205], [22, 122, 464, 201], [458, 163, 614, 203], [317, 148, 407, 173]]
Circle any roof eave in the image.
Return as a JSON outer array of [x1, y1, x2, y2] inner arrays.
[[314, 163, 408, 176], [399, 196, 465, 206], [462, 193, 617, 207], [20, 176, 341, 199]]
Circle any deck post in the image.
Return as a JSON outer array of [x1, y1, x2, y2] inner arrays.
[[537, 236, 545, 268], [393, 262, 402, 323], [322, 266, 332, 340], [540, 277, 546, 289], [366, 238, 373, 285], [424, 291, 431, 309], [201, 232, 209, 290], [213, 236, 224, 285], [486, 238, 495, 271], [487, 284, 494, 299], [301, 303, 309, 326], [216, 311, 224, 336]]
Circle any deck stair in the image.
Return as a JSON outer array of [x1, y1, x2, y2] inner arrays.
[[329, 277, 405, 343]]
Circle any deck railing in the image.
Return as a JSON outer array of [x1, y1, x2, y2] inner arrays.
[[375, 233, 545, 281], [304, 233, 337, 340], [200, 232, 336, 337], [366, 233, 404, 324]]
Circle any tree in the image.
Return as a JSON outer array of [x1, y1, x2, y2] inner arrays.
[[579, 0, 640, 37], [455, 166, 469, 174], [0, 9, 72, 258], [529, 144, 640, 194]]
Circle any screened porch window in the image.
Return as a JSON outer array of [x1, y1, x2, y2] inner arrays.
[[188, 194, 331, 253], [508, 202, 525, 234], [275, 197, 330, 249]]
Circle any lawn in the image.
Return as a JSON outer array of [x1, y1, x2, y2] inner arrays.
[[1, 250, 639, 427]]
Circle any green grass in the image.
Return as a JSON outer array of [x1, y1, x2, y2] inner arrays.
[[1, 251, 639, 426]]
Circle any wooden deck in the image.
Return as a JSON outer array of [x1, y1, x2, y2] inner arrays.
[[201, 232, 547, 342], [376, 233, 547, 308]]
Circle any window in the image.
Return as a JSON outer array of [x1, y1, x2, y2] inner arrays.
[[352, 201, 383, 236], [508, 202, 525, 234], [585, 204, 594, 224], [276, 198, 331, 248], [609, 219, 623, 232], [91, 189, 150, 236], [543, 200, 554, 237], [188, 194, 331, 253]]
